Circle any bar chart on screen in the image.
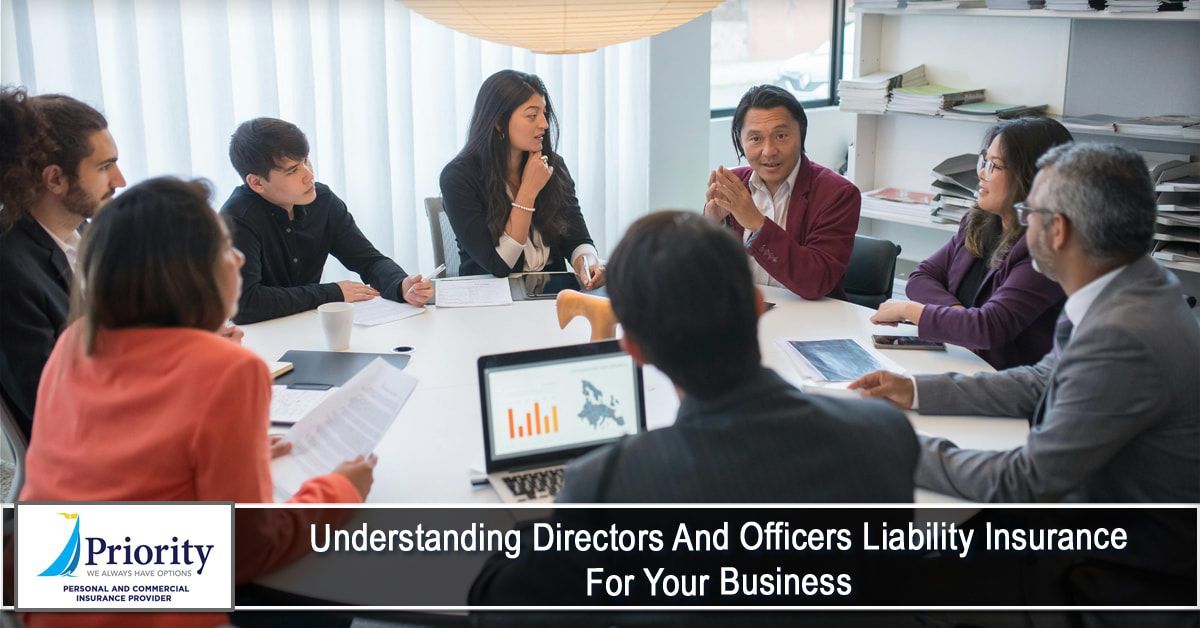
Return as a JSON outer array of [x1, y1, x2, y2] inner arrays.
[[506, 403, 561, 439]]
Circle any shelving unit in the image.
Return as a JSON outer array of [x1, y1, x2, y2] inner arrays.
[[844, 9, 1200, 297], [854, 8, 1200, 21]]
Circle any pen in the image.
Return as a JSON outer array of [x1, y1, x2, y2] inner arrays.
[[407, 263, 446, 294], [581, 257, 592, 285]]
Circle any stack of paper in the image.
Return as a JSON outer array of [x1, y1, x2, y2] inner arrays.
[[929, 153, 980, 224], [1116, 116, 1200, 140], [941, 102, 1048, 122], [888, 84, 985, 116], [1153, 162, 1200, 192], [1105, 0, 1159, 10], [839, 65, 927, 114], [906, 0, 986, 8], [863, 187, 937, 221], [1153, 242, 1200, 265], [1158, 191, 1200, 213], [986, 0, 1046, 9], [1060, 114, 1122, 133], [851, 0, 908, 9], [433, 276, 514, 307], [1045, 0, 1104, 9], [352, 297, 426, 326]]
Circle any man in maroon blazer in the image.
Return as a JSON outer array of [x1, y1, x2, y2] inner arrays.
[[705, 85, 861, 300]]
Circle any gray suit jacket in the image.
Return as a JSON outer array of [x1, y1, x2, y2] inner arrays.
[[914, 256, 1200, 503], [557, 366, 918, 503]]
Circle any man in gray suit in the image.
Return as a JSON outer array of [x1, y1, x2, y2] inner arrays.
[[555, 210, 918, 503], [852, 143, 1200, 503]]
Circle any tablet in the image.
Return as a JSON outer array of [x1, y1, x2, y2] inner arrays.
[[523, 272, 581, 299]]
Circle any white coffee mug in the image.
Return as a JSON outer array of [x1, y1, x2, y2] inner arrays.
[[318, 302, 355, 351]]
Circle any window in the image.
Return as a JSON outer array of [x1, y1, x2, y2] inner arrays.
[[710, 0, 852, 116]]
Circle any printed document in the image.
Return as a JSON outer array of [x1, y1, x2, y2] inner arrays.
[[271, 358, 418, 500], [353, 297, 426, 326], [269, 385, 333, 425], [434, 276, 513, 307]]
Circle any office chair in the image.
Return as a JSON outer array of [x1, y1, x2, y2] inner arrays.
[[844, 235, 902, 310], [424, 197, 460, 278], [556, 290, 617, 341], [0, 394, 27, 503]]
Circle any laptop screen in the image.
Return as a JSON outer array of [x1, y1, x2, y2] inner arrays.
[[479, 341, 646, 471]]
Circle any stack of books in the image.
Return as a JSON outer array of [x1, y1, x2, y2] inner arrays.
[[930, 153, 980, 224], [862, 187, 937, 222], [888, 84, 985, 116], [941, 102, 1048, 122], [838, 65, 927, 114]]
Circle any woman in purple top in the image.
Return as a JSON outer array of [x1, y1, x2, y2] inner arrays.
[[871, 118, 1073, 369]]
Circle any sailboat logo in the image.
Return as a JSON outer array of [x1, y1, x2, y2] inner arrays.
[[38, 513, 81, 577]]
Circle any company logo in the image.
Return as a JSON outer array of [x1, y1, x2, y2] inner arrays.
[[38, 513, 82, 577]]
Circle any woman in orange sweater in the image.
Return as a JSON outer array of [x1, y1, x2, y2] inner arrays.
[[21, 177, 376, 627]]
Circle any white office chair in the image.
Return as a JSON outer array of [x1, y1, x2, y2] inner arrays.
[[424, 197, 460, 278]]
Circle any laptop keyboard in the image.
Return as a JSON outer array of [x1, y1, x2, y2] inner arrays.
[[503, 467, 565, 500]]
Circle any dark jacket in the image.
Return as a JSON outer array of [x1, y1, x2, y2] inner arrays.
[[219, 183, 409, 324], [0, 215, 73, 438], [906, 220, 1064, 369], [439, 154, 595, 277]]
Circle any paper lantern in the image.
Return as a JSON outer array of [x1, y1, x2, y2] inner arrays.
[[398, 0, 722, 54]]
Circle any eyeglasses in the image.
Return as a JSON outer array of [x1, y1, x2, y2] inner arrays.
[[1014, 202, 1056, 227], [977, 154, 1006, 181]]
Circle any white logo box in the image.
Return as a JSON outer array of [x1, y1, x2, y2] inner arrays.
[[16, 503, 233, 612]]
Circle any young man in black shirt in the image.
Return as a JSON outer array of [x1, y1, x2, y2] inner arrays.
[[220, 117, 433, 324]]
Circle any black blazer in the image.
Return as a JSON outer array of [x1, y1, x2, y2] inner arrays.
[[0, 215, 73, 438], [439, 154, 595, 277]]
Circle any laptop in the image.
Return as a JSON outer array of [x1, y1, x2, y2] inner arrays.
[[478, 340, 647, 503]]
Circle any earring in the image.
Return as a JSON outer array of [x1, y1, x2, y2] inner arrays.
[[499, 131, 506, 140]]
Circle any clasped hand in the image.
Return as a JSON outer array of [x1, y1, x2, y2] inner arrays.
[[705, 166, 763, 232]]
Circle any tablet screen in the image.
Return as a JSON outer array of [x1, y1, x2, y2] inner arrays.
[[523, 272, 581, 298]]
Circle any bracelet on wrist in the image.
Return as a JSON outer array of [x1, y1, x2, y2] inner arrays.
[[511, 201, 535, 213]]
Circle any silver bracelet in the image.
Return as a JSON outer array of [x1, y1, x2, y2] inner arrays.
[[511, 201, 536, 212]]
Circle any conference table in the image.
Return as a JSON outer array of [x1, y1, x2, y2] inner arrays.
[[240, 284, 1030, 504], [240, 283, 1030, 605]]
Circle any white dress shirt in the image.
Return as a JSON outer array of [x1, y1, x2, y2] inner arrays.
[[744, 159, 803, 288], [37, 220, 82, 272]]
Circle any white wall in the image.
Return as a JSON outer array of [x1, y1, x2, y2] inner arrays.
[[647, 13, 712, 213]]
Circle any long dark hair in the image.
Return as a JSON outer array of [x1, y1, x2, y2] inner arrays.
[[964, 117, 1073, 267], [71, 177, 229, 354], [454, 70, 569, 243], [0, 86, 56, 228]]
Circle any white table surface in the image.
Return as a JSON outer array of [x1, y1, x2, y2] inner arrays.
[[240, 285, 1029, 504], [241, 286, 1030, 603]]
